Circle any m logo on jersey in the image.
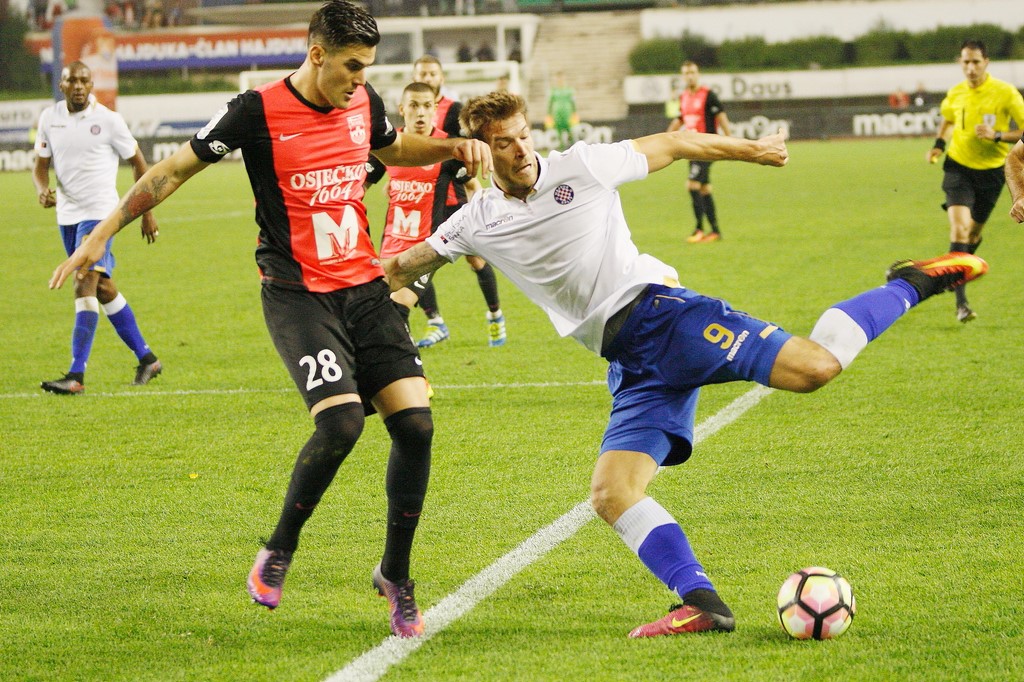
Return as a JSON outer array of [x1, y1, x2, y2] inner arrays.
[[392, 207, 421, 238], [554, 184, 574, 205], [90, 125, 101, 135], [347, 114, 366, 144]]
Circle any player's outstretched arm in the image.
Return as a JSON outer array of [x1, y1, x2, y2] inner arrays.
[[1007, 140, 1024, 223], [375, 132, 492, 178], [634, 128, 788, 174], [382, 241, 450, 292], [127, 146, 160, 244], [50, 144, 209, 289]]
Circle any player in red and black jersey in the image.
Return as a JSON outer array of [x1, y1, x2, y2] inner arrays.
[[365, 83, 471, 317], [49, 0, 492, 639], [412, 56, 507, 347], [667, 60, 732, 243]]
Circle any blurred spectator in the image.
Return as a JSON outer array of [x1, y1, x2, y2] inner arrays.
[[495, 74, 509, 92], [123, 0, 137, 28], [142, 0, 163, 28], [457, 41, 472, 63], [888, 87, 910, 109], [507, 38, 522, 62], [475, 42, 494, 62], [166, 0, 182, 26]]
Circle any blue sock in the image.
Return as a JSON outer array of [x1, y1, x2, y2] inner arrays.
[[637, 524, 715, 597], [70, 299, 100, 375], [833, 279, 919, 342], [613, 497, 714, 599], [103, 294, 152, 360]]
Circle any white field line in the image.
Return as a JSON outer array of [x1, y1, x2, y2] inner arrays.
[[0, 380, 606, 401], [325, 384, 774, 682]]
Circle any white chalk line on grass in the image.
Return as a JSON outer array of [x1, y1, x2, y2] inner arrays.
[[0, 380, 606, 401], [326, 384, 774, 682]]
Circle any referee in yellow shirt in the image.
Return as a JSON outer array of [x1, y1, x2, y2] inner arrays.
[[928, 39, 1024, 323]]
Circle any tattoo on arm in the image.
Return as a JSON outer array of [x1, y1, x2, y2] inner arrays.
[[119, 176, 168, 227], [393, 244, 448, 287]]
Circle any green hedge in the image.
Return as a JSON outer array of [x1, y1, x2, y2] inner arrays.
[[0, 15, 47, 95], [630, 23, 1024, 73]]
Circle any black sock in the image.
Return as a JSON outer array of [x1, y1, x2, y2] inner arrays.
[[474, 263, 501, 311], [140, 351, 158, 365], [418, 282, 440, 320], [267, 403, 364, 553], [682, 588, 733, 618], [950, 242, 971, 306], [381, 407, 433, 581], [703, 195, 719, 233], [689, 190, 704, 230]]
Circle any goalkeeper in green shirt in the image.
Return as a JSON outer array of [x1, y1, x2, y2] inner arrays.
[[546, 71, 578, 150]]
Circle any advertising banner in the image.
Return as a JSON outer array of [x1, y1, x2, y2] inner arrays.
[[51, 15, 119, 109], [28, 28, 309, 74]]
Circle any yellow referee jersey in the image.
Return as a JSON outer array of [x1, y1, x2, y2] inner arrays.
[[940, 73, 1024, 170]]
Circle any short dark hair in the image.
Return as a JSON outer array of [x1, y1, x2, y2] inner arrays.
[[403, 81, 435, 98], [308, 0, 379, 51], [460, 92, 528, 141], [61, 60, 90, 76], [960, 39, 988, 58]]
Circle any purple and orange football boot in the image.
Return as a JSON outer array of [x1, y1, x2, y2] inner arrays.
[[372, 563, 424, 638]]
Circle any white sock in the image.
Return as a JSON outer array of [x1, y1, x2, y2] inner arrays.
[[101, 292, 127, 316], [808, 308, 868, 369], [612, 497, 676, 554], [75, 296, 100, 313]]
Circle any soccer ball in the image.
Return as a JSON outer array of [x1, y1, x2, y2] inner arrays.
[[777, 566, 856, 640]]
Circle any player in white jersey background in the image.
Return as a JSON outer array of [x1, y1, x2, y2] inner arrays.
[[33, 61, 162, 395], [383, 91, 988, 637]]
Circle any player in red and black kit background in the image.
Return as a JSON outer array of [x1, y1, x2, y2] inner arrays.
[[411, 55, 507, 348], [667, 60, 732, 243], [49, 0, 492, 639], [364, 82, 472, 323]]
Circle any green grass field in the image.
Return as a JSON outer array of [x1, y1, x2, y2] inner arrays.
[[2, 138, 1022, 681]]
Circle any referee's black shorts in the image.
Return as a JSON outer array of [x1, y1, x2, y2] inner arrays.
[[941, 156, 1006, 224]]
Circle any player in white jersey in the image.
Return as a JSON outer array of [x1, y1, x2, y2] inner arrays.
[[33, 61, 161, 394], [383, 91, 987, 637]]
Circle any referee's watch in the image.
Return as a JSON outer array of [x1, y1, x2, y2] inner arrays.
[[994, 131, 1002, 142]]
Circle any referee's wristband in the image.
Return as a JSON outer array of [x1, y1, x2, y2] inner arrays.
[[933, 137, 946, 151]]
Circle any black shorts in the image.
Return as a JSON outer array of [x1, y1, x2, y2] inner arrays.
[[689, 160, 712, 185], [941, 156, 1006, 224], [261, 279, 424, 412]]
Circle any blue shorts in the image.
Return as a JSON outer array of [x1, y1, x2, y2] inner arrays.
[[600, 284, 791, 466], [60, 220, 115, 277]]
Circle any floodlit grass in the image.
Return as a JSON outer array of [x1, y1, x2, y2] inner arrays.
[[2, 138, 1021, 681]]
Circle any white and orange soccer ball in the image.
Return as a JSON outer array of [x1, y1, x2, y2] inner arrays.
[[777, 566, 856, 640]]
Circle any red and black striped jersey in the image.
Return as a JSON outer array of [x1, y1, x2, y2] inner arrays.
[[190, 77, 397, 292], [677, 86, 724, 134], [365, 127, 469, 259], [433, 96, 468, 208]]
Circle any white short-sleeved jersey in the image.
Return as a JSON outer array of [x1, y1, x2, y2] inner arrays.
[[34, 95, 139, 225], [427, 140, 680, 354]]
